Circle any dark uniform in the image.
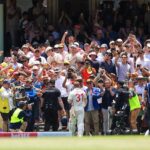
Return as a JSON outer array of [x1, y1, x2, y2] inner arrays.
[[42, 87, 61, 131], [145, 83, 150, 132]]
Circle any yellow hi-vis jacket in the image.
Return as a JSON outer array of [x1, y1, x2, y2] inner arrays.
[[0, 87, 10, 113], [129, 94, 141, 111], [10, 108, 23, 123]]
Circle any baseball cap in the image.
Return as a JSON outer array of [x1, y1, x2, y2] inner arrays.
[[64, 60, 70, 65], [105, 50, 112, 57], [18, 101, 27, 108], [32, 42, 39, 48], [98, 78, 103, 83], [76, 76, 83, 82], [48, 69, 55, 74], [89, 74, 95, 79], [100, 44, 108, 49], [54, 68, 60, 73], [86, 79, 93, 83], [3, 80, 11, 84]]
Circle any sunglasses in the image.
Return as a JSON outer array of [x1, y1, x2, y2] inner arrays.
[[87, 82, 92, 84]]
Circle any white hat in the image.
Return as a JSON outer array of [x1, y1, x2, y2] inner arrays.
[[22, 44, 29, 49], [116, 38, 123, 43], [147, 43, 150, 48], [32, 66, 38, 70], [89, 51, 97, 56], [54, 44, 59, 49], [70, 44, 77, 48], [74, 42, 79, 47], [100, 44, 108, 48], [45, 46, 53, 53], [109, 40, 115, 45]]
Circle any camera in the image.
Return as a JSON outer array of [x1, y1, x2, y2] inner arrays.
[[37, 58, 41, 62], [67, 72, 72, 79], [137, 64, 141, 68]]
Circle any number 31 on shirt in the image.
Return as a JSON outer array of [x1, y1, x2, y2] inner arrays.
[[75, 93, 84, 102]]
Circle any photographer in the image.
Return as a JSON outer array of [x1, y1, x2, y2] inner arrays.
[[111, 81, 130, 133], [128, 80, 141, 133], [114, 81, 130, 112]]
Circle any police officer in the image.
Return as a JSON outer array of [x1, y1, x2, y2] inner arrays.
[[41, 79, 66, 131]]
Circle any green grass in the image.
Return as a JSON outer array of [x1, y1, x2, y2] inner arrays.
[[0, 136, 150, 150]]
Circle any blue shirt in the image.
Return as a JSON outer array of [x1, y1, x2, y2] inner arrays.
[[85, 87, 101, 111], [145, 83, 150, 104]]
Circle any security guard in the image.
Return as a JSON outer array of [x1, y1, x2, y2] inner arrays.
[[9, 101, 28, 132]]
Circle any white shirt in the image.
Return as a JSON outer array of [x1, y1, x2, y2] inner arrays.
[[68, 88, 86, 111], [47, 53, 63, 64], [143, 55, 150, 70], [96, 52, 104, 63], [29, 56, 47, 66], [65, 79, 74, 93], [26, 51, 34, 59], [55, 75, 68, 97], [135, 84, 145, 100]]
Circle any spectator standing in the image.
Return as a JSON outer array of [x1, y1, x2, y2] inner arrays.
[[84, 79, 100, 135]]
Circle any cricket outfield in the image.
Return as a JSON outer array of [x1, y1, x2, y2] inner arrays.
[[0, 136, 150, 150]]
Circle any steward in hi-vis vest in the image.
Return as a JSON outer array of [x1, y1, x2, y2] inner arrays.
[[9, 101, 28, 132], [0, 80, 14, 132]]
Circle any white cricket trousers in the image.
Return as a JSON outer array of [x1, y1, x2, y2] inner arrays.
[[69, 109, 84, 136]]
